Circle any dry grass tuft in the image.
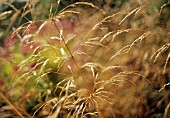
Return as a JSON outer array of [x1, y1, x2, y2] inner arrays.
[[1, 0, 170, 118]]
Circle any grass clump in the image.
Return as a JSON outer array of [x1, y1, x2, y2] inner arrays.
[[0, 0, 170, 118]]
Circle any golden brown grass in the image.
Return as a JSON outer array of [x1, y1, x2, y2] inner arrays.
[[0, 0, 170, 118]]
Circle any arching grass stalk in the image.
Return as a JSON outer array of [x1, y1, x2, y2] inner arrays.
[[52, 18, 104, 118], [0, 91, 25, 118]]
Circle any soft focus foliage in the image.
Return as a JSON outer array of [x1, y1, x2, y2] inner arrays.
[[0, 0, 170, 118]]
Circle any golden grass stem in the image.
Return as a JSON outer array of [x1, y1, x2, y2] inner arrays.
[[52, 18, 104, 118], [163, 102, 170, 118], [0, 92, 24, 118], [52, 18, 92, 92]]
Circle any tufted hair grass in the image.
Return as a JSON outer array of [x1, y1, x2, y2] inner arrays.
[[1, 0, 170, 118]]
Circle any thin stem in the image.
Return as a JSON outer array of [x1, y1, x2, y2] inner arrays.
[[52, 18, 92, 92], [52, 18, 103, 118], [89, 96, 104, 118], [0, 91, 24, 118]]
